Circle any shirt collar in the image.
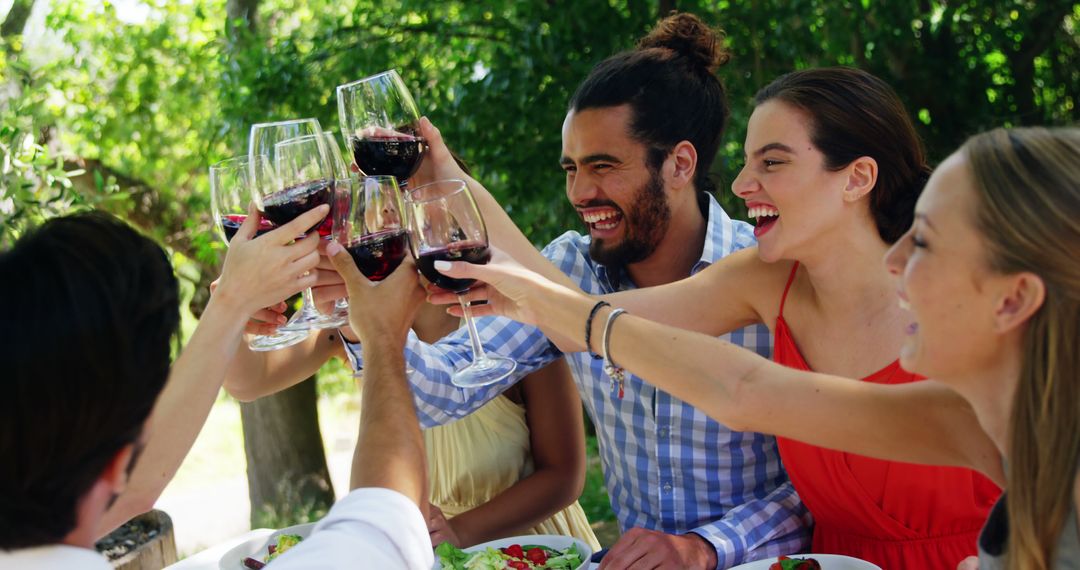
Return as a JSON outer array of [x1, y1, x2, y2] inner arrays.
[[595, 193, 739, 290]]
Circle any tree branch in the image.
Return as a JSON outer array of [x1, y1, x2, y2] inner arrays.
[[1, 0, 34, 39]]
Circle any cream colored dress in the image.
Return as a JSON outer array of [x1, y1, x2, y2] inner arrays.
[[425, 394, 601, 550]]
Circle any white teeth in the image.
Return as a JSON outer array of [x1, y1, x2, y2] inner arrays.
[[583, 210, 620, 224], [898, 298, 911, 311], [748, 205, 780, 220]]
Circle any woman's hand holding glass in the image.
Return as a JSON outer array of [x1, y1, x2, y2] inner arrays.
[[423, 246, 563, 327], [214, 203, 330, 323]]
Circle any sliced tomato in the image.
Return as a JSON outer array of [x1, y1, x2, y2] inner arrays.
[[525, 547, 548, 565]]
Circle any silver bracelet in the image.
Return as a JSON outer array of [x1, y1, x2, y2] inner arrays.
[[601, 308, 627, 398]]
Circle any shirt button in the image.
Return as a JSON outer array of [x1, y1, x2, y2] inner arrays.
[[658, 427, 668, 438], [662, 482, 672, 493]]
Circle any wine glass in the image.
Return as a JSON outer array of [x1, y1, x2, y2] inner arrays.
[[404, 179, 516, 387], [333, 175, 408, 282], [249, 118, 342, 331], [264, 133, 348, 330], [209, 155, 310, 351], [336, 70, 428, 190]]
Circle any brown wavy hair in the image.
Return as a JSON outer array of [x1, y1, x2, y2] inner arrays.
[[754, 67, 931, 244]]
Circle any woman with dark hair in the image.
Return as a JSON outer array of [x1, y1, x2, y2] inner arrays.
[[417, 67, 1001, 568], [429, 127, 1080, 569]]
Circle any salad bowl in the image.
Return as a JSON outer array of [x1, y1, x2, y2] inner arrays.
[[433, 534, 593, 570]]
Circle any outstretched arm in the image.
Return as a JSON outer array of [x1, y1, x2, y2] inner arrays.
[[431, 253, 1006, 485], [100, 205, 331, 534], [326, 242, 429, 505]]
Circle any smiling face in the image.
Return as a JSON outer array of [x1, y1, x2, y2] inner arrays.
[[731, 100, 865, 263], [884, 152, 1008, 383], [561, 105, 671, 267]]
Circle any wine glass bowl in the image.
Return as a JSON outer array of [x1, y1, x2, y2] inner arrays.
[[208, 155, 309, 352], [334, 175, 409, 282], [403, 179, 515, 387], [209, 155, 278, 243], [337, 70, 428, 187], [249, 118, 346, 331], [268, 134, 336, 235]]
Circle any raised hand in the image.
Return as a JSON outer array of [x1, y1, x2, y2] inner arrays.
[[310, 239, 348, 314], [423, 247, 564, 326], [325, 239, 426, 345], [407, 117, 474, 190], [209, 276, 287, 336], [213, 203, 328, 317]]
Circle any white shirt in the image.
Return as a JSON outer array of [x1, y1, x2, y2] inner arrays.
[[0, 487, 431, 570], [271, 487, 432, 569], [0, 544, 111, 569]]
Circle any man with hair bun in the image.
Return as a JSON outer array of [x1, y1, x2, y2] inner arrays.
[[342, 12, 811, 569]]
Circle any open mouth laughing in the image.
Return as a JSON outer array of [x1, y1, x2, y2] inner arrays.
[[579, 206, 623, 236], [747, 203, 779, 237]]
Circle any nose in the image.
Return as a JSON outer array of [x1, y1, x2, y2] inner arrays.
[[731, 164, 756, 199], [566, 170, 599, 206], [884, 230, 911, 276]]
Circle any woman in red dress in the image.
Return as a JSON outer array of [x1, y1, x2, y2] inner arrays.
[[447, 66, 1001, 568]]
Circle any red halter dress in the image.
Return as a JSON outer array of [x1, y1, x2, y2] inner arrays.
[[773, 263, 1000, 569]]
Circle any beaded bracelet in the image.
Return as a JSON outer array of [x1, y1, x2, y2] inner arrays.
[[601, 308, 628, 398], [584, 300, 610, 359]]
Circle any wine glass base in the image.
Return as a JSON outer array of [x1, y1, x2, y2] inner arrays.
[[451, 355, 517, 388], [247, 328, 310, 352], [278, 307, 348, 332]]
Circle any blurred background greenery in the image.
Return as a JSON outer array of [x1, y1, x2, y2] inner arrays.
[[2, 0, 1076, 546]]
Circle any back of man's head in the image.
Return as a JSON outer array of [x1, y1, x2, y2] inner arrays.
[[0, 211, 179, 550], [570, 12, 731, 199]]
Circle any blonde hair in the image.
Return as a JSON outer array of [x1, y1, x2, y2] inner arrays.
[[964, 127, 1080, 569]]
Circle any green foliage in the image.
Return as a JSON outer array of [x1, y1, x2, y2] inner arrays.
[[6, 0, 1075, 258], [0, 48, 84, 247]]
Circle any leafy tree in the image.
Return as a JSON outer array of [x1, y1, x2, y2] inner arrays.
[[2, 0, 1075, 528]]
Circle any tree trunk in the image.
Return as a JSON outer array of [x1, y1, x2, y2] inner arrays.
[[1, 0, 35, 39], [241, 376, 335, 528], [226, 0, 259, 39]]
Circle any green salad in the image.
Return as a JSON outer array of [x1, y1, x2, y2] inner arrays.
[[435, 541, 583, 570]]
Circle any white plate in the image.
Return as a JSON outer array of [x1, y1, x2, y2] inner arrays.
[[730, 554, 881, 570], [432, 534, 593, 570], [218, 523, 316, 570]]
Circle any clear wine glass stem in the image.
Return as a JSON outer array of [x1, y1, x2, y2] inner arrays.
[[458, 294, 491, 361]]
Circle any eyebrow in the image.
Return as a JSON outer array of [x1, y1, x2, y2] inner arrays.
[[745, 142, 797, 159], [560, 153, 623, 167]]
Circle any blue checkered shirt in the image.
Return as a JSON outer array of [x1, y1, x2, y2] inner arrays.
[[346, 194, 810, 568]]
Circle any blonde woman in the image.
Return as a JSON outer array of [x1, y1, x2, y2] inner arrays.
[[419, 127, 1079, 569]]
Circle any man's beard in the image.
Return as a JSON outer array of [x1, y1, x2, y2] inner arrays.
[[588, 167, 671, 268]]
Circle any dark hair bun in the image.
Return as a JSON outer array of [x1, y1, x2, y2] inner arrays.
[[638, 12, 730, 72]]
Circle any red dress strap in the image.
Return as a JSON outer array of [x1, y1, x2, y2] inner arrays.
[[777, 262, 800, 318]]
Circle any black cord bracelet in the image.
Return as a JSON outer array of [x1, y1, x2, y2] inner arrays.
[[585, 300, 611, 359]]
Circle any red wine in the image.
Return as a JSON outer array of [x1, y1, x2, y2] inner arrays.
[[344, 229, 409, 281], [221, 214, 275, 241], [261, 179, 332, 232], [416, 241, 491, 292], [350, 135, 428, 181]]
